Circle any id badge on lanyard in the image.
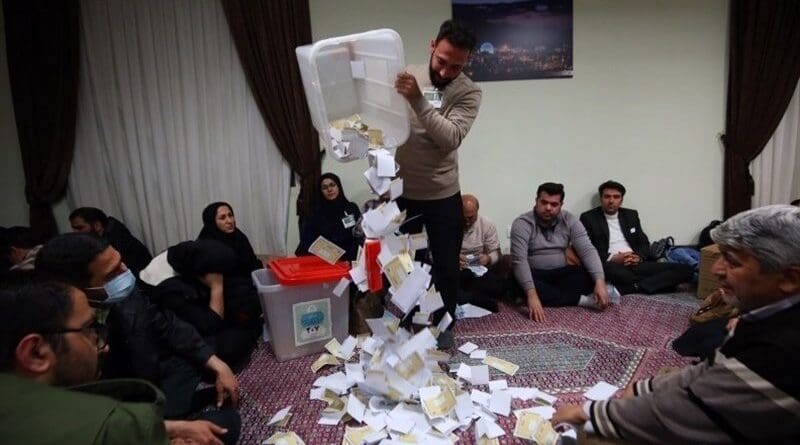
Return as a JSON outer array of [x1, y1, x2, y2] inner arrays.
[[423, 87, 443, 109], [342, 213, 356, 229]]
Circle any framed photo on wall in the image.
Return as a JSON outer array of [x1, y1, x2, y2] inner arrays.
[[453, 0, 573, 81]]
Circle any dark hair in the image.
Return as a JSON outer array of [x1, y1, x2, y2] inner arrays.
[[69, 207, 109, 228], [1, 226, 37, 258], [791, 198, 800, 207], [35, 234, 110, 288], [0, 282, 73, 371], [435, 19, 477, 52], [598, 180, 626, 197], [536, 182, 565, 202]]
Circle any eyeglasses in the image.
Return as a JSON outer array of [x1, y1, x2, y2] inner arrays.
[[321, 183, 338, 191], [46, 320, 108, 351]]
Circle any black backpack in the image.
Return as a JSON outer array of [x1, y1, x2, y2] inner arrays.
[[698, 220, 722, 249], [650, 236, 674, 260]]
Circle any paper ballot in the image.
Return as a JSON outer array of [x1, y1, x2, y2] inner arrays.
[[584, 381, 620, 401], [308, 236, 345, 265], [268, 405, 292, 426]]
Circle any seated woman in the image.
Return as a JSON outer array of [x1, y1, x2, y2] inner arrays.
[[197, 202, 263, 335], [296, 173, 362, 261], [142, 240, 256, 367]]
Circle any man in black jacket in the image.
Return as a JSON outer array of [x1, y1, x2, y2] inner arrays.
[[36, 234, 240, 445], [70, 207, 153, 278], [580, 180, 692, 295]]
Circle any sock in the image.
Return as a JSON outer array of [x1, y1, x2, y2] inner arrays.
[[578, 294, 598, 308], [607, 284, 621, 304]]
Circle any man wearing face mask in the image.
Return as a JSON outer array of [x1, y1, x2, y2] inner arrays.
[[394, 20, 482, 349], [36, 233, 241, 445]]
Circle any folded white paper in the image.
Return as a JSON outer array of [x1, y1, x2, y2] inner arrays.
[[584, 381, 620, 401]]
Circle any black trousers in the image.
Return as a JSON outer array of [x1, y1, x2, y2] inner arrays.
[[604, 261, 694, 295], [458, 268, 503, 312], [397, 193, 463, 327], [508, 265, 594, 307], [160, 357, 241, 445]]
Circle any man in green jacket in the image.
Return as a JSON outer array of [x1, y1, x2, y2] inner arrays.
[[0, 282, 168, 444]]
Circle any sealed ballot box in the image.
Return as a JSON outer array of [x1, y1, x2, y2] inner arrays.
[[295, 28, 410, 160], [252, 257, 350, 362]]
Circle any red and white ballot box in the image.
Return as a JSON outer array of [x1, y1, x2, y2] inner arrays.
[[252, 257, 350, 362]]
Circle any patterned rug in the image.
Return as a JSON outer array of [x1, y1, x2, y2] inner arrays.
[[235, 293, 699, 444]]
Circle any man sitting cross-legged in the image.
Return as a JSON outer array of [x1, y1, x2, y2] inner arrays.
[[580, 180, 693, 296], [510, 182, 610, 322], [458, 194, 504, 312]]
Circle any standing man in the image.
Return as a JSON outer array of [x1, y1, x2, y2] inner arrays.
[[580, 180, 693, 295], [394, 19, 482, 348]]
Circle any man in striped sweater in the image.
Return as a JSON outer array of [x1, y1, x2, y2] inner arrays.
[[553, 205, 800, 443]]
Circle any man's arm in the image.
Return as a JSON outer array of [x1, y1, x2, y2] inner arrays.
[[510, 218, 535, 292], [510, 218, 546, 322], [558, 347, 800, 443], [481, 219, 501, 266], [625, 209, 651, 260], [579, 210, 606, 258], [570, 216, 609, 307], [396, 71, 481, 152], [569, 216, 604, 282]]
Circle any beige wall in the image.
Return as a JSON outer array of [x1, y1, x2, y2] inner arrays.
[[288, 0, 728, 252], [1, 2, 728, 248]]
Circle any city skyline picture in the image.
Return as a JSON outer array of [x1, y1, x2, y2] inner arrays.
[[453, 0, 573, 81]]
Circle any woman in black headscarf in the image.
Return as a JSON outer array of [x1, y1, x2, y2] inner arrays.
[[296, 173, 362, 261], [199, 202, 263, 276], [197, 202, 263, 335]]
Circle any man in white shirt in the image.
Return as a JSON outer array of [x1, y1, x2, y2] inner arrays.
[[458, 194, 502, 312], [579, 180, 693, 295]]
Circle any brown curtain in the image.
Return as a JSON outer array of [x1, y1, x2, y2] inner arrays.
[[221, 0, 321, 229], [3, 0, 80, 240], [722, 0, 800, 217]]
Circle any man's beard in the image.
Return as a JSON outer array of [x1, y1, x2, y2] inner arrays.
[[429, 55, 454, 90]]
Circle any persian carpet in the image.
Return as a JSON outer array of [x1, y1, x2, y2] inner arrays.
[[235, 293, 698, 444]]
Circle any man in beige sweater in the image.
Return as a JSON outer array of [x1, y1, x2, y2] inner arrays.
[[394, 19, 482, 349]]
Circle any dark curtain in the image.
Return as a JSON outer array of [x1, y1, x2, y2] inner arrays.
[[221, 0, 321, 230], [722, 0, 800, 217], [3, 0, 80, 240]]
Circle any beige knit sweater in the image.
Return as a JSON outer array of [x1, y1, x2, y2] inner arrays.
[[395, 64, 482, 200]]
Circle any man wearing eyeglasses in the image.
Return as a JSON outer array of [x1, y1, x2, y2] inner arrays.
[[36, 233, 239, 445], [0, 282, 168, 443]]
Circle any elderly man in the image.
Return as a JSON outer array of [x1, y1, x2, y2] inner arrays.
[[553, 205, 800, 443], [36, 234, 240, 445], [580, 180, 693, 295], [458, 194, 503, 312], [511, 182, 610, 322]]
